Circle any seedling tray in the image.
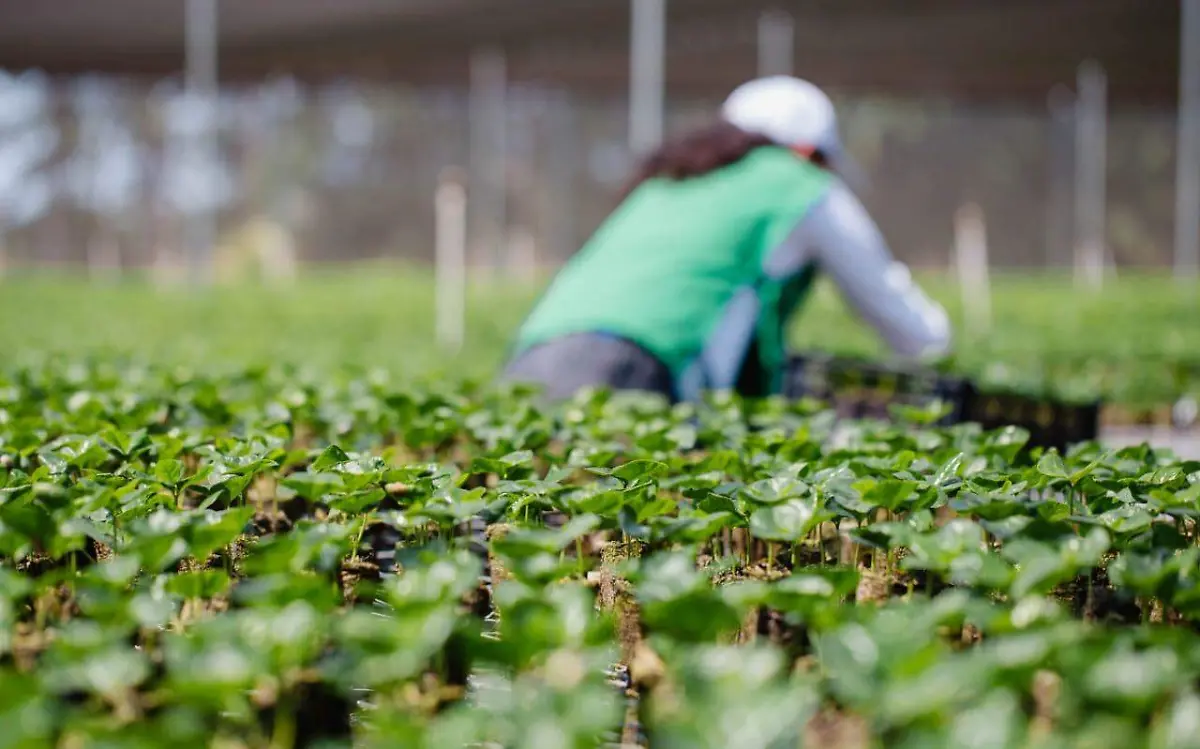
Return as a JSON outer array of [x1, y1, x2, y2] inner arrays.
[[963, 389, 1101, 453], [783, 352, 1101, 452], [783, 352, 971, 426]]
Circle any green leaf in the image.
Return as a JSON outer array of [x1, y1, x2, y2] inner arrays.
[[153, 458, 186, 487], [187, 507, 254, 561], [329, 487, 386, 515], [281, 471, 344, 501], [166, 570, 231, 600], [1086, 646, 1185, 709], [44, 647, 152, 697], [1149, 688, 1200, 749], [639, 589, 745, 642], [611, 459, 668, 484], [0, 499, 56, 547], [749, 499, 829, 541], [1036, 453, 1069, 480], [310, 444, 352, 472], [129, 594, 179, 628], [493, 513, 602, 557], [570, 489, 624, 517], [741, 476, 809, 506], [862, 479, 918, 512], [651, 511, 737, 544]]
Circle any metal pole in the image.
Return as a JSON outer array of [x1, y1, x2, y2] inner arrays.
[[630, 0, 666, 154], [1176, 0, 1200, 283], [184, 0, 218, 286], [757, 9, 794, 77], [469, 46, 507, 274], [1073, 60, 1107, 289]]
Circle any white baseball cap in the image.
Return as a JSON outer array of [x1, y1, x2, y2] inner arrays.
[[721, 75, 867, 192]]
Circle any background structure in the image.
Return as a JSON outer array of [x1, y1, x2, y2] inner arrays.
[[0, 0, 1195, 280]]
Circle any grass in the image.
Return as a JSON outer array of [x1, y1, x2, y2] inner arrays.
[[0, 264, 1196, 406]]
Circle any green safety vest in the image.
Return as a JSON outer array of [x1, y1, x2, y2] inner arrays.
[[513, 145, 834, 396]]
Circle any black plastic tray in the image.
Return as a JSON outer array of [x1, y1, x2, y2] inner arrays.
[[783, 353, 1100, 453], [963, 389, 1101, 453], [784, 352, 971, 426]]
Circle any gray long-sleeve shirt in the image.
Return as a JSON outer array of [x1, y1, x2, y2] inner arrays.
[[680, 178, 952, 398], [767, 180, 952, 359]]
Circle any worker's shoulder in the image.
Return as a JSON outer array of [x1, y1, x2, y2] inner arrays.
[[738, 146, 834, 189]]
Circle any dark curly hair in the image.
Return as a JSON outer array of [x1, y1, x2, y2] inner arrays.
[[619, 120, 830, 199]]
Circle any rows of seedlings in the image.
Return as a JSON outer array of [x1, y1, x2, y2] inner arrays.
[[2, 362, 1200, 748]]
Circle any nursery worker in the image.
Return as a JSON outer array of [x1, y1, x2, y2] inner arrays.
[[502, 75, 951, 402]]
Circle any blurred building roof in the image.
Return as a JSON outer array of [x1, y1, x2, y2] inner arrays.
[[0, 0, 1181, 106]]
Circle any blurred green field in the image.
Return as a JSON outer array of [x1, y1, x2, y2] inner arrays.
[[0, 265, 1196, 407]]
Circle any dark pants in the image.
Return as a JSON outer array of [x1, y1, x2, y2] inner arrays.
[[500, 333, 677, 403]]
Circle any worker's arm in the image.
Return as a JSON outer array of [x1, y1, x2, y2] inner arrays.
[[765, 181, 952, 359]]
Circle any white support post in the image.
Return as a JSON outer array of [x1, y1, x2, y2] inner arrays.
[[1176, 0, 1200, 284], [954, 203, 992, 339], [630, 0, 666, 155], [757, 9, 795, 77], [435, 169, 468, 353], [184, 0, 218, 286], [469, 46, 508, 274], [1073, 60, 1108, 290]]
